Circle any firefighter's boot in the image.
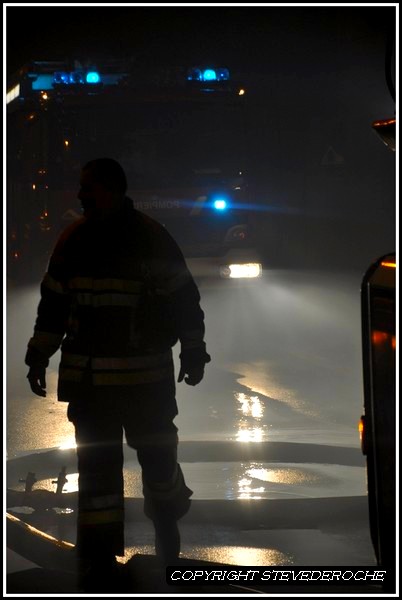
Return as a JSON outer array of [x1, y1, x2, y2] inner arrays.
[[153, 517, 181, 565], [77, 554, 126, 593]]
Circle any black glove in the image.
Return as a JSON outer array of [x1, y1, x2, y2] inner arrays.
[[25, 346, 49, 397], [178, 346, 211, 386], [27, 366, 47, 397]]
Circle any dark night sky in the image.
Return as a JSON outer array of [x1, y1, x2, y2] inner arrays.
[[6, 4, 394, 76]]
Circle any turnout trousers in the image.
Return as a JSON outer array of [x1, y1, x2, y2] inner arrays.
[[67, 373, 192, 560]]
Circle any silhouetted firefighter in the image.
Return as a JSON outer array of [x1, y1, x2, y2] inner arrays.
[[25, 158, 210, 592]]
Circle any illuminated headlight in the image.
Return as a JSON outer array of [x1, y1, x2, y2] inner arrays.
[[220, 263, 262, 279]]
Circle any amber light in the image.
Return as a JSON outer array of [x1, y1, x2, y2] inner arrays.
[[372, 331, 389, 345], [359, 416, 367, 455], [372, 118, 396, 128], [381, 261, 396, 268]]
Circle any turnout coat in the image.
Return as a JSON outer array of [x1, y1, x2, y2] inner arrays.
[[25, 200, 207, 401]]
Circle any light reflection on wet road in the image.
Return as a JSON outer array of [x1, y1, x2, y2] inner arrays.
[[11, 459, 365, 502]]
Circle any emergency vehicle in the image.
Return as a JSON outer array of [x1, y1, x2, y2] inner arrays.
[[6, 60, 262, 284], [360, 253, 396, 592], [358, 31, 396, 585]]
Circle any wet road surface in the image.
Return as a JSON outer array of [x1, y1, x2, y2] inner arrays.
[[6, 268, 378, 592]]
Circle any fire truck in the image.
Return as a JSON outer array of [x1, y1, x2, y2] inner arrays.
[[6, 60, 262, 284], [360, 252, 396, 592], [358, 23, 396, 591]]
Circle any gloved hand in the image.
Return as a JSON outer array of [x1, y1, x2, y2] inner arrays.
[[178, 364, 205, 386], [25, 346, 49, 397], [27, 366, 47, 397], [178, 346, 211, 386]]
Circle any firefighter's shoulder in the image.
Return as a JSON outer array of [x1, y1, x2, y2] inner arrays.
[[132, 208, 181, 254], [52, 217, 86, 254], [132, 207, 164, 235]]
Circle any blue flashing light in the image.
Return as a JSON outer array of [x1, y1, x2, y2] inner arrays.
[[213, 198, 228, 211], [53, 71, 70, 85], [216, 68, 230, 81], [69, 71, 85, 84], [187, 68, 202, 81], [203, 69, 217, 81], [86, 71, 101, 84]]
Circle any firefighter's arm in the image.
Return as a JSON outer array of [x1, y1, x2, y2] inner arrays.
[[25, 242, 72, 397], [152, 227, 211, 385], [174, 286, 211, 386]]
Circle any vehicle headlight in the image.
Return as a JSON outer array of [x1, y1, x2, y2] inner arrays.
[[220, 263, 262, 279]]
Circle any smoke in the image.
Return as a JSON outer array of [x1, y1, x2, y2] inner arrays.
[[176, 269, 364, 444], [6, 268, 365, 457]]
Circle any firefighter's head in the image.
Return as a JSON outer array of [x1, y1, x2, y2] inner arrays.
[[79, 158, 128, 219]]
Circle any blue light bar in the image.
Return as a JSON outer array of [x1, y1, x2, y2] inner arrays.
[[187, 67, 230, 83], [52, 70, 101, 86]]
